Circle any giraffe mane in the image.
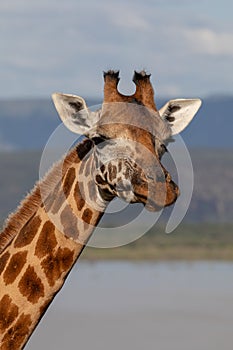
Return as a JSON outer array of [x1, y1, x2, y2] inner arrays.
[[0, 138, 93, 254]]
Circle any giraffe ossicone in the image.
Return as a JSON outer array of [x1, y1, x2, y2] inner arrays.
[[0, 70, 202, 350]]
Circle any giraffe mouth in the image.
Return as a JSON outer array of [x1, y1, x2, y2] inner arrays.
[[145, 200, 165, 212], [135, 181, 179, 212], [134, 193, 163, 212]]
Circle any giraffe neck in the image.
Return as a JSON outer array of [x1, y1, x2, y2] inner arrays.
[[0, 139, 107, 350]]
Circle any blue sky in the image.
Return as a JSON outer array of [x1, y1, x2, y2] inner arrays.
[[1, 0, 233, 99]]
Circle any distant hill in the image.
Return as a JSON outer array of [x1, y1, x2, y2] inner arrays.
[[180, 95, 233, 148], [0, 149, 232, 225], [0, 96, 233, 149], [0, 98, 100, 150]]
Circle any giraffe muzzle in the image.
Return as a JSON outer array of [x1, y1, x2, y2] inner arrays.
[[136, 177, 180, 212]]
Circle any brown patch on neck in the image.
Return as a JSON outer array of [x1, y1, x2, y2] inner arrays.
[[60, 205, 78, 239], [0, 295, 19, 332], [63, 167, 76, 198], [1, 313, 32, 350], [18, 265, 45, 304], [14, 215, 42, 248], [82, 208, 93, 224], [0, 251, 10, 275], [103, 70, 157, 111], [35, 221, 57, 259], [41, 247, 74, 287], [3, 251, 27, 285]]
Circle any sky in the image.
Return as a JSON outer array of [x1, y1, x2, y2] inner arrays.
[[1, 0, 233, 99]]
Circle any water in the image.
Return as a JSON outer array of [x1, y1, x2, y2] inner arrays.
[[27, 261, 233, 350]]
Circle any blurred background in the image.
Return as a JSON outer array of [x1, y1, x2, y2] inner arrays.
[[0, 0, 233, 349]]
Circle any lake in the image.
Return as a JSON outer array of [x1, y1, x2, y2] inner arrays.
[[26, 261, 233, 350]]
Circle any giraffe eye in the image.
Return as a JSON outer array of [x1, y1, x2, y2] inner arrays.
[[161, 144, 168, 153], [157, 144, 168, 158], [92, 136, 106, 145]]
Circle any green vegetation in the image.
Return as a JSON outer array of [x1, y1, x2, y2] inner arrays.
[[1, 221, 233, 261], [81, 223, 233, 261]]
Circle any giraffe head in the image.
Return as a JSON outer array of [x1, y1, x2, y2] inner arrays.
[[52, 71, 201, 212]]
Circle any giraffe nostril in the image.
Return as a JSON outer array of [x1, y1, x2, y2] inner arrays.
[[157, 173, 165, 182]]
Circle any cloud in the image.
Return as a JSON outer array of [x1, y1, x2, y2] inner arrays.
[[0, 0, 233, 98], [102, 3, 151, 31], [184, 28, 233, 56]]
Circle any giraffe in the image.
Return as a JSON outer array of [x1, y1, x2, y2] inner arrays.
[[0, 70, 201, 349]]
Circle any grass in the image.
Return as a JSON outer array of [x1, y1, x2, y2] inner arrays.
[[81, 223, 233, 261], [1, 220, 233, 261]]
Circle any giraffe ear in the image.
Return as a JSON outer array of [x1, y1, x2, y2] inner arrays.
[[159, 99, 202, 135], [52, 93, 100, 136]]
